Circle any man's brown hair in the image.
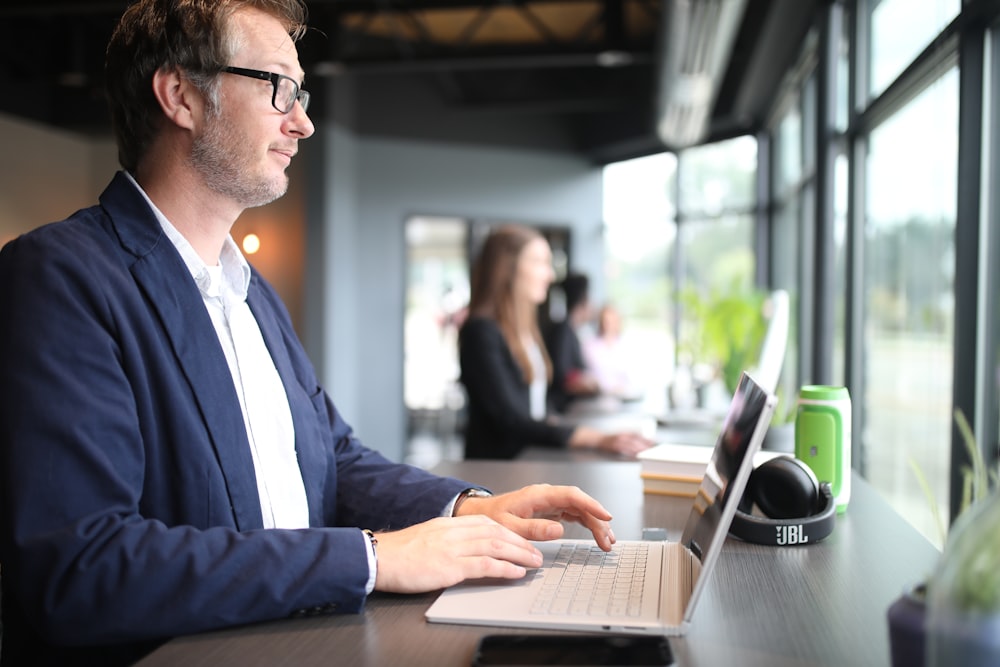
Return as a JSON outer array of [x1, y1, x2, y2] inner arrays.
[[105, 0, 308, 172]]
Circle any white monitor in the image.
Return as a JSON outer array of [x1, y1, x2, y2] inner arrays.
[[751, 289, 789, 395]]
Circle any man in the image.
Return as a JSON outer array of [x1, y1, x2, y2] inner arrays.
[[546, 272, 600, 412], [0, 1, 616, 664]]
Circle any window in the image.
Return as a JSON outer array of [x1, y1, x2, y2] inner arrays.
[[602, 153, 677, 410], [863, 68, 958, 546], [676, 137, 758, 403], [772, 73, 816, 411], [832, 152, 849, 388], [678, 136, 757, 216], [403, 216, 469, 466], [866, 0, 959, 99], [601, 138, 758, 411]]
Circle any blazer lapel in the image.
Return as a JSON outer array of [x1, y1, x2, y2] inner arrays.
[[101, 174, 265, 530]]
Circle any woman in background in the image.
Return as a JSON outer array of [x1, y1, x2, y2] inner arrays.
[[458, 225, 653, 460], [583, 303, 641, 399]]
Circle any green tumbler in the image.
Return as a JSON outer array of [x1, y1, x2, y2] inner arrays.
[[795, 385, 852, 513]]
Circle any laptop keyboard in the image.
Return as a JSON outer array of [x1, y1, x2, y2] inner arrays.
[[529, 542, 649, 617]]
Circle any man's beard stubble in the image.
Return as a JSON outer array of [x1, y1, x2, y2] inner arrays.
[[189, 108, 288, 209]]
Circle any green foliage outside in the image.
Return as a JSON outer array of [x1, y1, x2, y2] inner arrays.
[[678, 280, 767, 394]]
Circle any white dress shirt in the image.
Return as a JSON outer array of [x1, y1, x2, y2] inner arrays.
[[125, 173, 309, 530]]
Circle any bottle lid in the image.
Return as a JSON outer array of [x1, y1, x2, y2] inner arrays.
[[799, 385, 849, 401]]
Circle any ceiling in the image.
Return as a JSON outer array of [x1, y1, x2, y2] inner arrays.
[[0, 0, 824, 162]]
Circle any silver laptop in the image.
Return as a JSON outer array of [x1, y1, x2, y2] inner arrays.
[[426, 371, 776, 636]]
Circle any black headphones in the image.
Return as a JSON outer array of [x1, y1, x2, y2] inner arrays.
[[729, 455, 836, 546]]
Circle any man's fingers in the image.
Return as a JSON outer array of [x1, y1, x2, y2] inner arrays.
[[373, 516, 547, 592], [459, 556, 530, 580], [502, 516, 565, 542], [462, 484, 617, 552], [520, 484, 614, 521]]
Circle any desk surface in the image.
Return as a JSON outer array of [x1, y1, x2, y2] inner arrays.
[[137, 459, 938, 667]]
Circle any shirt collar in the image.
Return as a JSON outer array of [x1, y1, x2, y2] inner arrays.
[[123, 172, 251, 302]]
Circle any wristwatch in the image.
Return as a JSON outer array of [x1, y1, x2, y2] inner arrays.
[[453, 487, 492, 515], [361, 528, 378, 557]]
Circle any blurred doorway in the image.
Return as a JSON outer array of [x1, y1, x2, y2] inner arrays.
[[404, 216, 469, 467]]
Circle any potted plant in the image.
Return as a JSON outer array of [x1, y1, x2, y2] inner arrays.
[[677, 283, 767, 398], [887, 409, 999, 666]]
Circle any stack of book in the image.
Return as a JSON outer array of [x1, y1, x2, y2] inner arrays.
[[637, 442, 782, 497]]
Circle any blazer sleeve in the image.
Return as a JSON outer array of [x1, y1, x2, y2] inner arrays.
[[459, 317, 573, 449]]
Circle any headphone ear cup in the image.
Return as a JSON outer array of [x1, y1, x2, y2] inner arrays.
[[750, 456, 820, 520]]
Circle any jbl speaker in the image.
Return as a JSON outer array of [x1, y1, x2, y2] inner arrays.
[[729, 455, 836, 546], [795, 385, 852, 513]]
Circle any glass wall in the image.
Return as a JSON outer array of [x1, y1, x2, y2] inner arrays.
[[602, 153, 677, 413], [866, 0, 959, 99], [676, 137, 758, 406], [762, 0, 973, 545], [862, 69, 958, 543], [403, 216, 470, 466], [772, 73, 815, 416], [602, 138, 758, 412], [599, 1, 1000, 548], [832, 152, 849, 389], [833, 14, 851, 389], [678, 136, 758, 215]]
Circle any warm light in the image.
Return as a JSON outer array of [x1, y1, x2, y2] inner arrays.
[[242, 233, 261, 254]]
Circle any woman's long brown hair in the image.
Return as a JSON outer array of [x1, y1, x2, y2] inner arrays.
[[467, 225, 552, 384]]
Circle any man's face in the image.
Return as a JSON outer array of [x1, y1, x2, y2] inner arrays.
[[189, 8, 314, 209]]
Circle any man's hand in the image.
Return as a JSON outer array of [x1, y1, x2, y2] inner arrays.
[[453, 484, 616, 551], [372, 515, 543, 593]]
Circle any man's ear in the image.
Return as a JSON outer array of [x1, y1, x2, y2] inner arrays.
[[151, 66, 202, 130]]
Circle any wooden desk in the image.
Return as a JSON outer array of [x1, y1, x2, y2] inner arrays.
[[136, 461, 938, 667]]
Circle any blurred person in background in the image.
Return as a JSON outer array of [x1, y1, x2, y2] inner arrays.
[[458, 225, 654, 460], [583, 303, 643, 400], [545, 272, 600, 413]]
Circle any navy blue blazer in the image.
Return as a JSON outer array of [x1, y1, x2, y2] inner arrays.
[[0, 173, 471, 665]]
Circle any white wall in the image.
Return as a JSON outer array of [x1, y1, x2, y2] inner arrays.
[[0, 113, 117, 245], [327, 135, 605, 461]]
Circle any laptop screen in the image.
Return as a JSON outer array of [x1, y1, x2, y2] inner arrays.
[[678, 371, 776, 619]]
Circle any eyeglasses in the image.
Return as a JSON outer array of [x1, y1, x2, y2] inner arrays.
[[222, 66, 310, 114]]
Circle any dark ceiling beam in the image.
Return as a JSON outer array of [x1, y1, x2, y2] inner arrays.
[[513, 4, 561, 44], [306, 0, 613, 9], [312, 50, 653, 76], [437, 93, 644, 115], [454, 6, 492, 48], [603, 0, 625, 50], [0, 3, 127, 18]]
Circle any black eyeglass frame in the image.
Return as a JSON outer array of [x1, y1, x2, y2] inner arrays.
[[221, 66, 310, 113]]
